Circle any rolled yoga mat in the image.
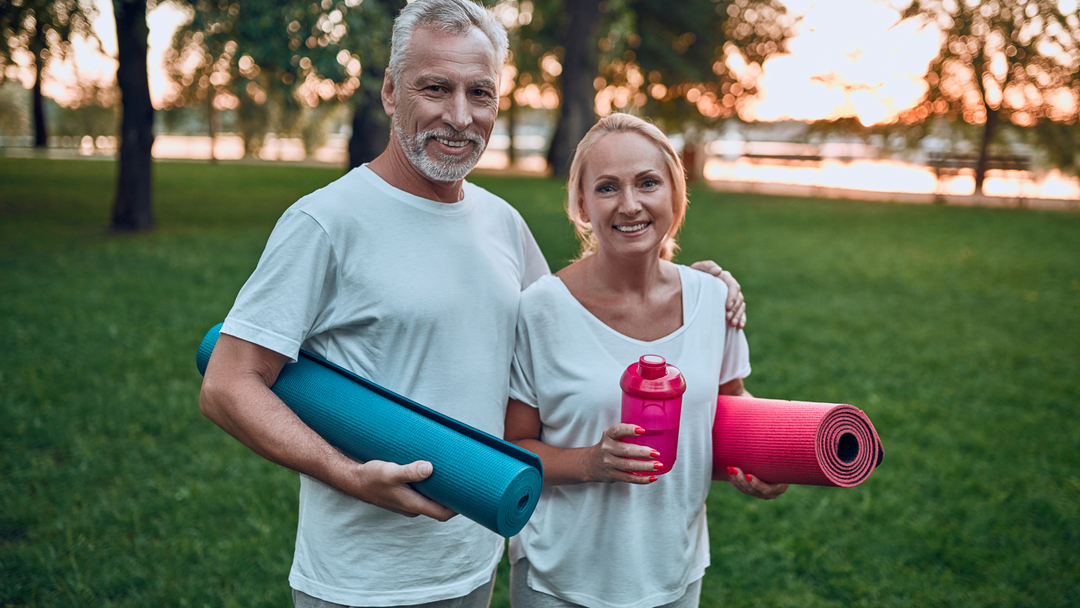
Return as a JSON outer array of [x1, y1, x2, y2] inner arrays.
[[196, 324, 542, 537], [712, 396, 884, 487]]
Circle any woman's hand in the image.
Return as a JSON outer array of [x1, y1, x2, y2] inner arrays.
[[689, 260, 746, 329], [586, 423, 663, 484], [726, 466, 788, 500]]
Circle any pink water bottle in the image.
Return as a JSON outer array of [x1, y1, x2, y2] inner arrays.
[[620, 355, 686, 476]]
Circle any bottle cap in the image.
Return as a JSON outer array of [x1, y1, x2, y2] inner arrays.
[[620, 354, 686, 398], [637, 355, 667, 380]]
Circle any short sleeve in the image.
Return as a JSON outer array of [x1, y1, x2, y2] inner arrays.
[[508, 321, 539, 408], [220, 208, 338, 361], [718, 324, 752, 386], [517, 216, 550, 290]]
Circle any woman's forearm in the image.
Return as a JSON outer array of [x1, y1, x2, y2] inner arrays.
[[509, 438, 599, 485]]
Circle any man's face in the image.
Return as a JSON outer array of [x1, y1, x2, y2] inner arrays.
[[386, 25, 500, 182]]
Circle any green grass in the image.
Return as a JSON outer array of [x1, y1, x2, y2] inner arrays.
[[2, 158, 1078, 607]]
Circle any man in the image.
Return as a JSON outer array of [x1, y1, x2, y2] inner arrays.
[[199, 1, 745, 606]]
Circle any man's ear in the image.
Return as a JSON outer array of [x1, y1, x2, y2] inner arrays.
[[382, 69, 396, 117]]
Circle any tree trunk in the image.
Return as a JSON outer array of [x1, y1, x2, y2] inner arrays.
[[207, 86, 217, 163], [506, 94, 517, 167], [347, 73, 391, 169], [682, 127, 706, 183], [974, 105, 997, 196], [32, 27, 48, 148], [546, 0, 602, 177], [347, 0, 406, 170], [32, 63, 48, 147], [111, 0, 155, 233]]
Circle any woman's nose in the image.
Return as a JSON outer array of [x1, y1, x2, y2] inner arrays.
[[618, 191, 643, 216]]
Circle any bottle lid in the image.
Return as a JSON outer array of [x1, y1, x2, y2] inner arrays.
[[637, 355, 667, 379], [621, 354, 686, 398]]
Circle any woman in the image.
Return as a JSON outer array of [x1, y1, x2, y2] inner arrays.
[[505, 114, 788, 608]]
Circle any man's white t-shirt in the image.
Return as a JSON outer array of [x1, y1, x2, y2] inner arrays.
[[508, 265, 751, 608], [221, 166, 549, 606]]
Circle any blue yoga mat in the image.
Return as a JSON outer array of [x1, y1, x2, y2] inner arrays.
[[196, 324, 542, 537]]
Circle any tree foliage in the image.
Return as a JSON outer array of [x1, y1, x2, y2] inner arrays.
[[501, 0, 792, 176], [165, 0, 399, 158], [900, 0, 1080, 190], [0, 0, 96, 146]]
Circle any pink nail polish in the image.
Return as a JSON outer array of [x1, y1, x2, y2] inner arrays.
[[726, 467, 737, 476], [648, 476, 658, 482], [746, 475, 754, 483], [650, 450, 661, 458], [654, 462, 664, 469], [635, 427, 645, 435]]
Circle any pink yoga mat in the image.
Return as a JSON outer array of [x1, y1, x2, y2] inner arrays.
[[712, 396, 883, 487]]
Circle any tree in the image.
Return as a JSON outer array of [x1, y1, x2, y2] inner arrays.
[[529, 0, 791, 177], [111, 0, 154, 232], [165, 0, 402, 166], [900, 0, 1080, 194], [0, 0, 96, 147], [545, 0, 603, 176], [623, 0, 790, 180]]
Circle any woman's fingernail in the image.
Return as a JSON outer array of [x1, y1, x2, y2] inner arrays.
[[650, 450, 661, 458], [654, 462, 664, 469], [635, 427, 645, 435], [746, 475, 754, 483], [648, 476, 658, 482], [727, 467, 737, 476]]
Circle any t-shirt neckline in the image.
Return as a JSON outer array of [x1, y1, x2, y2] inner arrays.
[[550, 265, 701, 346], [357, 164, 475, 216]]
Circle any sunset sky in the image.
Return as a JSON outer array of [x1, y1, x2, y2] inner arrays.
[[9, 0, 947, 127]]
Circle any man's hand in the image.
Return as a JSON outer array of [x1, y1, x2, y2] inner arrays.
[[690, 260, 746, 329], [201, 334, 457, 522], [339, 459, 458, 521]]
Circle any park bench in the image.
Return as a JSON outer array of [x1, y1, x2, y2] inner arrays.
[[926, 152, 1031, 177]]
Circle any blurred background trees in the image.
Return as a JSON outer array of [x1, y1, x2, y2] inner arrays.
[[164, 0, 403, 166], [0, 0, 96, 147], [2, 0, 1079, 230], [502, 0, 792, 176], [899, 0, 1080, 193]]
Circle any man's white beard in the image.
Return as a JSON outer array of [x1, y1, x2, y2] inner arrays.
[[395, 120, 486, 182]]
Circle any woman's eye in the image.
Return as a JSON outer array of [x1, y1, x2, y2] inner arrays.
[[596, 184, 615, 194], [641, 179, 659, 188]]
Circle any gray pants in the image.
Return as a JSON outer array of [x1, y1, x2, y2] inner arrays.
[[510, 559, 702, 608], [292, 571, 496, 608]]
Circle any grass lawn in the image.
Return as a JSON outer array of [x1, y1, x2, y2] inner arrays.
[[2, 157, 1078, 607]]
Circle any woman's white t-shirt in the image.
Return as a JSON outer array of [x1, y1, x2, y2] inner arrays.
[[508, 264, 751, 608]]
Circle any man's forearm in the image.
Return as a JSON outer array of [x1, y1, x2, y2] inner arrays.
[[198, 336, 355, 491]]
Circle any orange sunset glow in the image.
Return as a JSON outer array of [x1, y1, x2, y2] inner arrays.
[[3, 0, 1078, 201]]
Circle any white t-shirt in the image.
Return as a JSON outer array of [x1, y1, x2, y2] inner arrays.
[[221, 166, 549, 606], [508, 265, 751, 608]]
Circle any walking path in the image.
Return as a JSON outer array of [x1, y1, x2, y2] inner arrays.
[[705, 179, 1080, 212], [4, 145, 1076, 212]]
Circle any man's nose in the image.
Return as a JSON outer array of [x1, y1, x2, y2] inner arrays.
[[442, 90, 472, 132]]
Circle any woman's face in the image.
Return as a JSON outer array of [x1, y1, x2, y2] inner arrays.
[[579, 131, 675, 260]]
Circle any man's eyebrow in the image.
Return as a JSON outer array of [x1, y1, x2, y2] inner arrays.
[[468, 78, 497, 89], [415, 75, 453, 87]]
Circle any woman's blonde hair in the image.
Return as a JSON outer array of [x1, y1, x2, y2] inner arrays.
[[566, 113, 689, 261]]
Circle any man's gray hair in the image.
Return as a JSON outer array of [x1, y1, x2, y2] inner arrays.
[[388, 0, 509, 84]]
